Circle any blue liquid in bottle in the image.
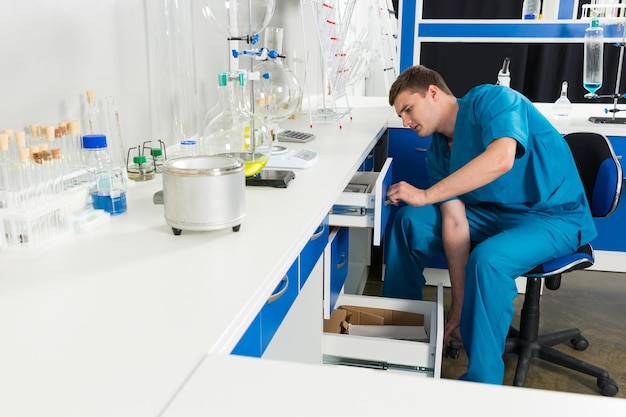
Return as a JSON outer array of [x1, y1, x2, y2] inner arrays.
[[91, 190, 127, 215]]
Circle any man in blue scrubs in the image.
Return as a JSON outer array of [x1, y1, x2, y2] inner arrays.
[[383, 65, 597, 384]]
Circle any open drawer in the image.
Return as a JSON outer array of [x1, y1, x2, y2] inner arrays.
[[329, 157, 393, 246], [323, 283, 444, 378]]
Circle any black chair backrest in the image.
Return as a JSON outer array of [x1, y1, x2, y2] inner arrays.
[[564, 132, 623, 218]]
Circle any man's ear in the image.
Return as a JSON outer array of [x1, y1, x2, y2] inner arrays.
[[428, 85, 439, 99]]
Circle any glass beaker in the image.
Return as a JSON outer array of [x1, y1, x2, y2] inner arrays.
[[199, 72, 271, 177], [252, 27, 303, 130], [198, 0, 276, 39]]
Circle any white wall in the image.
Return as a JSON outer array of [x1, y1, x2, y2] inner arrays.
[[0, 1, 391, 153], [0, 0, 152, 148]]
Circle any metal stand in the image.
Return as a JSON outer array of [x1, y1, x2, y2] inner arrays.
[[586, 38, 626, 124]]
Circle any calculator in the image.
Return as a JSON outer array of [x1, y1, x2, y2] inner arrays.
[[276, 130, 316, 143]]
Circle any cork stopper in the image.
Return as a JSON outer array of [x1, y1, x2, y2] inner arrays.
[[3, 128, 13, 139], [15, 131, 26, 147], [52, 148, 62, 159], [68, 120, 81, 135], [0, 133, 8, 151], [29, 124, 39, 138], [29, 144, 40, 154], [18, 147, 31, 162], [86, 90, 95, 104], [45, 125, 55, 141]]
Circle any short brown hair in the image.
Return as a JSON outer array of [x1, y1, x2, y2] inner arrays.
[[388, 65, 453, 106]]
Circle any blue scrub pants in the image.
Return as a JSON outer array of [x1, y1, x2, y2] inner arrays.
[[382, 203, 582, 384]]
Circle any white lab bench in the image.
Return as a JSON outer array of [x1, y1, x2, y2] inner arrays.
[[0, 99, 390, 416], [1, 98, 624, 416]]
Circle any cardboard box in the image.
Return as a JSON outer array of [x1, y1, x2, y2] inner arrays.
[[324, 305, 428, 342]]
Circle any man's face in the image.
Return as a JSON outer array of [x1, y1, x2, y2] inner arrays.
[[393, 87, 438, 137]]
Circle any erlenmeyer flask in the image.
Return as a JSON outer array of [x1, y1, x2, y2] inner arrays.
[[200, 72, 271, 177], [252, 27, 303, 129]]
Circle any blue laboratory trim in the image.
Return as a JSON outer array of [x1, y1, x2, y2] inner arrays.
[[399, 1, 416, 72], [417, 22, 624, 40]]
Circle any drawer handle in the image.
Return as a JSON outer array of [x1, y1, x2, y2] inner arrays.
[[336, 252, 348, 269], [267, 275, 289, 304], [414, 147, 427, 153], [310, 223, 325, 241]]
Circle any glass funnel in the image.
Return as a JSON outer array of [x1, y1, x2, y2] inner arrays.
[[198, 0, 276, 39], [199, 71, 271, 177], [252, 27, 303, 130]]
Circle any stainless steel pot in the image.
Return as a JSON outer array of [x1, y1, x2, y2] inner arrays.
[[153, 155, 245, 235]]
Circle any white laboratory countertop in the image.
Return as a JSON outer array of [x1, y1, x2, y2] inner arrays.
[[162, 354, 626, 416], [2, 98, 625, 416], [0, 100, 391, 417]]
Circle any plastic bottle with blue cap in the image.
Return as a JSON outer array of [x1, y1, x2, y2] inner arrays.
[[82, 134, 127, 215]]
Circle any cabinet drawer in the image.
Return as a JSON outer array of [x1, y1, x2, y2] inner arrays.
[[260, 260, 299, 353], [329, 157, 393, 246], [300, 215, 329, 289], [323, 283, 444, 378], [323, 227, 350, 319], [231, 259, 299, 358]]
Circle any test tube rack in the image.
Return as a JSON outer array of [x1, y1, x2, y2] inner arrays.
[[0, 168, 98, 252]]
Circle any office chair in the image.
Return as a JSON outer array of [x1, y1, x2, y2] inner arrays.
[[508, 132, 622, 396], [447, 132, 622, 396]]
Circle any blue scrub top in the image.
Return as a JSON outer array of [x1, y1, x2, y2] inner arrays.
[[426, 84, 597, 243]]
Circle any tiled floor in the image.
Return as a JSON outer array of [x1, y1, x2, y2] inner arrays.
[[363, 269, 626, 399]]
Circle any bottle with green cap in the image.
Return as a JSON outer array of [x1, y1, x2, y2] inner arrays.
[[150, 148, 165, 173], [127, 154, 155, 181]]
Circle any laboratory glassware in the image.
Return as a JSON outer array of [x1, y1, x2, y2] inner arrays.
[[102, 96, 127, 168], [86, 90, 103, 134], [496, 57, 511, 87], [253, 27, 303, 131], [200, 71, 271, 177], [146, 0, 199, 147], [521, 0, 541, 20], [307, 0, 356, 126], [198, 0, 276, 40], [82, 134, 127, 215], [584, 18, 604, 98], [552, 81, 573, 117]]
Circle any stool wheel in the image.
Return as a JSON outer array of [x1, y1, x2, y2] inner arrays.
[[570, 335, 589, 351], [598, 378, 619, 397]]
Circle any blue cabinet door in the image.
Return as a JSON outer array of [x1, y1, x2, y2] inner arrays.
[[231, 314, 262, 357], [329, 227, 350, 312], [260, 260, 299, 354], [300, 216, 329, 289]]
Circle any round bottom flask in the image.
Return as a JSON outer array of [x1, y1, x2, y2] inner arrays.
[[200, 72, 271, 177]]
